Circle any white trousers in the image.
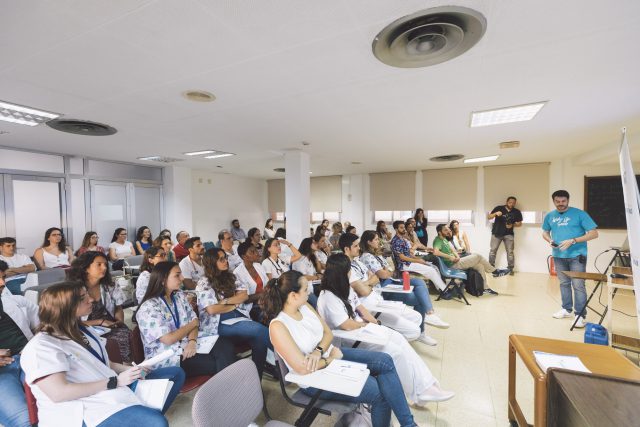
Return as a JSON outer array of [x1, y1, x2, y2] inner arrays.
[[405, 262, 446, 291], [376, 309, 421, 341]]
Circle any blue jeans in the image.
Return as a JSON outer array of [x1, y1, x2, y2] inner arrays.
[[219, 310, 272, 378], [96, 405, 167, 427], [554, 256, 587, 318], [142, 366, 185, 414], [302, 348, 416, 427], [381, 278, 431, 333], [0, 355, 29, 427]]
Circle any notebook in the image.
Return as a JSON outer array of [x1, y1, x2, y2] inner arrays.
[[533, 351, 591, 374], [285, 359, 369, 397], [134, 379, 174, 411]]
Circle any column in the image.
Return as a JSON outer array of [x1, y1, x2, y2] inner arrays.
[[284, 150, 310, 247]]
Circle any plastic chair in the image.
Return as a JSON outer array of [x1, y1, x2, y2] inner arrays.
[[192, 359, 290, 427], [21, 268, 67, 292], [23, 381, 38, 426], [435, 256, 470, 305]]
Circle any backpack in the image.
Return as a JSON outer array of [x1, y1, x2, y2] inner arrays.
[[464, 269, 485, 297], [334, 404, 373, 427]]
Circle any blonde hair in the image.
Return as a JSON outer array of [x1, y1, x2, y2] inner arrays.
[[37, 281, 86, 346]]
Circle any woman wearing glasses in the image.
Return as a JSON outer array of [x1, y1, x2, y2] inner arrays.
[[76, 231, 107, 256], [135, 247, 167, 304], [109, 228, 136, 271], [33, 227, 74, 270]]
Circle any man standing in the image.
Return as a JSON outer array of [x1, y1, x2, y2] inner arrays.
[[173, 231, 190, 262], [542, 190, 598, 328], [179, 237, 205, 290], [0, 237, 36, 295], [230, 219, 247, 241], [488, 196, 523, 275], [218, 230, 242, 271]]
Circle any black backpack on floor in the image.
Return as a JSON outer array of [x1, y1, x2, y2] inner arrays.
[[464, 269, 485, 297]]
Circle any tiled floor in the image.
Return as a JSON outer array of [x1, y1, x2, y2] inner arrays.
[[163, 272, 640, 426]]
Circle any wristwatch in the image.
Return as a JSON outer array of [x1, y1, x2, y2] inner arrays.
[[571, 238, 577, 245], [315, 345, 324, 354], [107, 376, 118, 390]]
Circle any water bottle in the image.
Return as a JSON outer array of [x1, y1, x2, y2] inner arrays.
[[402, 271, 410, 291]]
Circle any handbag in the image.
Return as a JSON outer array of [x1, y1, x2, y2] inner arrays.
[[333, 404, 373, 427]]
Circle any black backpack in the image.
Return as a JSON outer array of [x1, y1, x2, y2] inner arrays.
[[464, 269, 485, 297]]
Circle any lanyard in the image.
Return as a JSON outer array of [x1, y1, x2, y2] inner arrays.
[[161, 293, 181, 329], [268, 256, 284, 275], [351, 260, 366, 277], [374, 255, 388, 269], [79, 325, 107, 365]]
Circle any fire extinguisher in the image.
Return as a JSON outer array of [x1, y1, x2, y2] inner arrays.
[[547, 255, 557, 276]]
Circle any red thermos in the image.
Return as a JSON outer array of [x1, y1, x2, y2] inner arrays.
[[402, 271, 410, 290]]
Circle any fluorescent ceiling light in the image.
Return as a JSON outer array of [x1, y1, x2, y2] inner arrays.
[[464, 155, 499, 163], [204, 152, 234, 159], [0, 100, 61, 126], [138, 156, 163, 161], [184, 150, 216, 156], [470, 101, 546, 127]]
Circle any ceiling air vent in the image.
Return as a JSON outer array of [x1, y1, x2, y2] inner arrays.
[[46, 119, 117, 136], [137, 156, 184, 163], [430, 154, 464, 162], [273, 168, 285, 173], [500, 140, 520, 149], [372, 6, 486, 68]]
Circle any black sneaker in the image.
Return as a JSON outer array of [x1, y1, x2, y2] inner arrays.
[[492, 269, 509, 277], [484, 288, 499, 295], [509, 269, 515, 276]]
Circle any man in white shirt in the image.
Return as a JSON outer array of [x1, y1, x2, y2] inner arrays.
[[230, 219, 247, 241], [178, 237, 205, 290], [0, 260, 39, 427], [218, 230, 242, 271], [0, 237, 36, 295], [338, 233, 433, 345]]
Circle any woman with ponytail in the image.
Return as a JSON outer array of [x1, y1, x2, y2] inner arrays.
[[262, 270, 419, 427]]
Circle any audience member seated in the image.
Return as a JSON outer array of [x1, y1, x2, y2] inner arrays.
[[67, 252, 133, 363], [134, 226, 153, 255], [109, 228, 135, 270], [33, 227, 74, 270], [76, 231, 107, 256], [329, 221, 343, 249], [261, 238, 302, 280], [433, 224, 508, 282], [338, 233, 423, 342], [137, 262, 236, 378], [405, 219, 423, 250], [234, 242, 270, 322], [230, 219, 247, 241], [173, 231, 190, 262], [313, 233, 331, 271], [263, 218, 275, 239], [317, 254, 454, 406], [321, 219, 331, 238], [449, 220, 471, 255], [153, 236, 176, 262], [178, 237, 204, 290], [413, 208, 429, 247], [136, 247, 167, 304], [245, 227, 264, 250], [291, 237, 323, 282], [218, 230, 242, 271], [21, 282, 184, 427], [197, 248, 271, 379], [0, 237, 36, 295], [376, 221, 392, 253], [158, 229, 172, 240], [345, 225, 357, 235], [359, 231, 449, 331], [262, 270, 420, 427], [0, 260, 39, 427], [390, 221, 447, 293]]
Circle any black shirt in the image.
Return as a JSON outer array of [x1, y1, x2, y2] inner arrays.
[[0, 304, 28, 355], [491, 205, 523, 237]]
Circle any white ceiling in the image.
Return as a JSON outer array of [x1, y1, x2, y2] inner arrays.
[[1, 0, 640, 178]]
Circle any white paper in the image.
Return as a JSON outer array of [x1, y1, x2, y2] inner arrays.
[[138, 349, 175, 368], [533, 351, 591, 373], [196, 335, 219, 354], [332, 323, 392, 346], [381, 284, 413, 293], [221, 317, 252, 326], [134, 379, 173, 411], [285, 359, 369, 397], [89, 326, 111, 336]]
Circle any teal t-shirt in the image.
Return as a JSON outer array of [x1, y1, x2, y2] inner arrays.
[[542, 207, 597, 258]]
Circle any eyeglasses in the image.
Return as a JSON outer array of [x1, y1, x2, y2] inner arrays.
[[217, 256, 228, 262], [50, 233, 62, 237], [119, 233, 127, 236]]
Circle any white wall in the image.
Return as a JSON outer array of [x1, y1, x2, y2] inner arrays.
[[191, 170, 268, 243], [340, 174, 367, 234], [164, 166, 193, 238]]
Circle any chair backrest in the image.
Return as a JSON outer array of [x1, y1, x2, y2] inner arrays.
[[125, 255, 144, 268], [192, 359, 264, 427], [23, 381, 39, 425], [203, 241, 215, 251], [37, 268, 67, 285], [105, 338, 123, 364], [130, 326, 145, 364], [436, 256, 466, 280]]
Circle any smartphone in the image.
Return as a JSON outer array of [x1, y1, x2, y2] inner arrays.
[[550, 242, 559, 247]]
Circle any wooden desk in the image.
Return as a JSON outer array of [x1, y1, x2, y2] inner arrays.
[[561, 271, 607, 330], [606, 266, 637, 350], [508, 334, 640, 427]]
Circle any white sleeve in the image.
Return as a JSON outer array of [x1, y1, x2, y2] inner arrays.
[[261, 259, 275, 276], [135, 272, 150, 304], [179, 258, 194, 279], [317, 292, 349, 329], [21, 336, 69, 385], [20, 254, 35, 266]]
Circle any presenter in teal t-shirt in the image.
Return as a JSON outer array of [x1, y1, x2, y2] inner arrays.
[[542, 190, 599, 329]]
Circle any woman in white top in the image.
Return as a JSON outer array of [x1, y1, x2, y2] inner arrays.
[[135, 247, 167, 304], [262, 270, 419, 427], [33, 227, 73, 270], [20, 282, 182, 427], [291, 237, 322, 281], [233, 241, 270, 321], [108, 228, 135, 266], [312, 233, 331, 272], [263, 218, 276, 240], [261, 238, 302, 280], [449, 220, 471, 255], [316, 254, 455, 407]]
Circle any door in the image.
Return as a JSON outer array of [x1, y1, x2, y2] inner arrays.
[[131, 184, 162, 239], [90, 181, 129, 249]]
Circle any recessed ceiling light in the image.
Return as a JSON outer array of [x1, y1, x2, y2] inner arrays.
[[204, 152, 234, 159], [137, 156, 183, 163], [182, 90, 216, 102], [184, 150, 216, 156], [351, 161, 362, 165], [464, 155, 500, 163], [0, 100, 61, 126], [430, 154, 464, 162], [470, 102, 546, 127]]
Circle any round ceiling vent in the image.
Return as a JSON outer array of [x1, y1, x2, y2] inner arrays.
[[372, 6, 486, 68], [46, 119, 117, 136], [430, 154, 464, 162], [273, 168, 285, 173]]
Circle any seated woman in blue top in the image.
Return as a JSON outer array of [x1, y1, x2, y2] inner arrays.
[[262, 270, 419, 427], [134, 226, 153, 255], [136, 262, 236, 377], [197, 248, 271, 378], [20, 282, 185, 427]]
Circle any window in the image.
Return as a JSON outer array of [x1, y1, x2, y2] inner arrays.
[[310, 211, 341, 225], [372, 210, 412, 223], [426, 210, 474, 225], [449, 210, 474, 225]]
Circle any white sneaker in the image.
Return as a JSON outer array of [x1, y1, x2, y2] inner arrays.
[[573, 316, 586, 328], [416, 332, 438, 346], [552, 309, 573, 319], [416, 385, 455, 405], [424, 314, 450, 329]]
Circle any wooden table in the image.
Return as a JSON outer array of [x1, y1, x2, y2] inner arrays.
[[561, 271, 607, 330], [508, 334, 640, 427], [606, 266, 638, 351]]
